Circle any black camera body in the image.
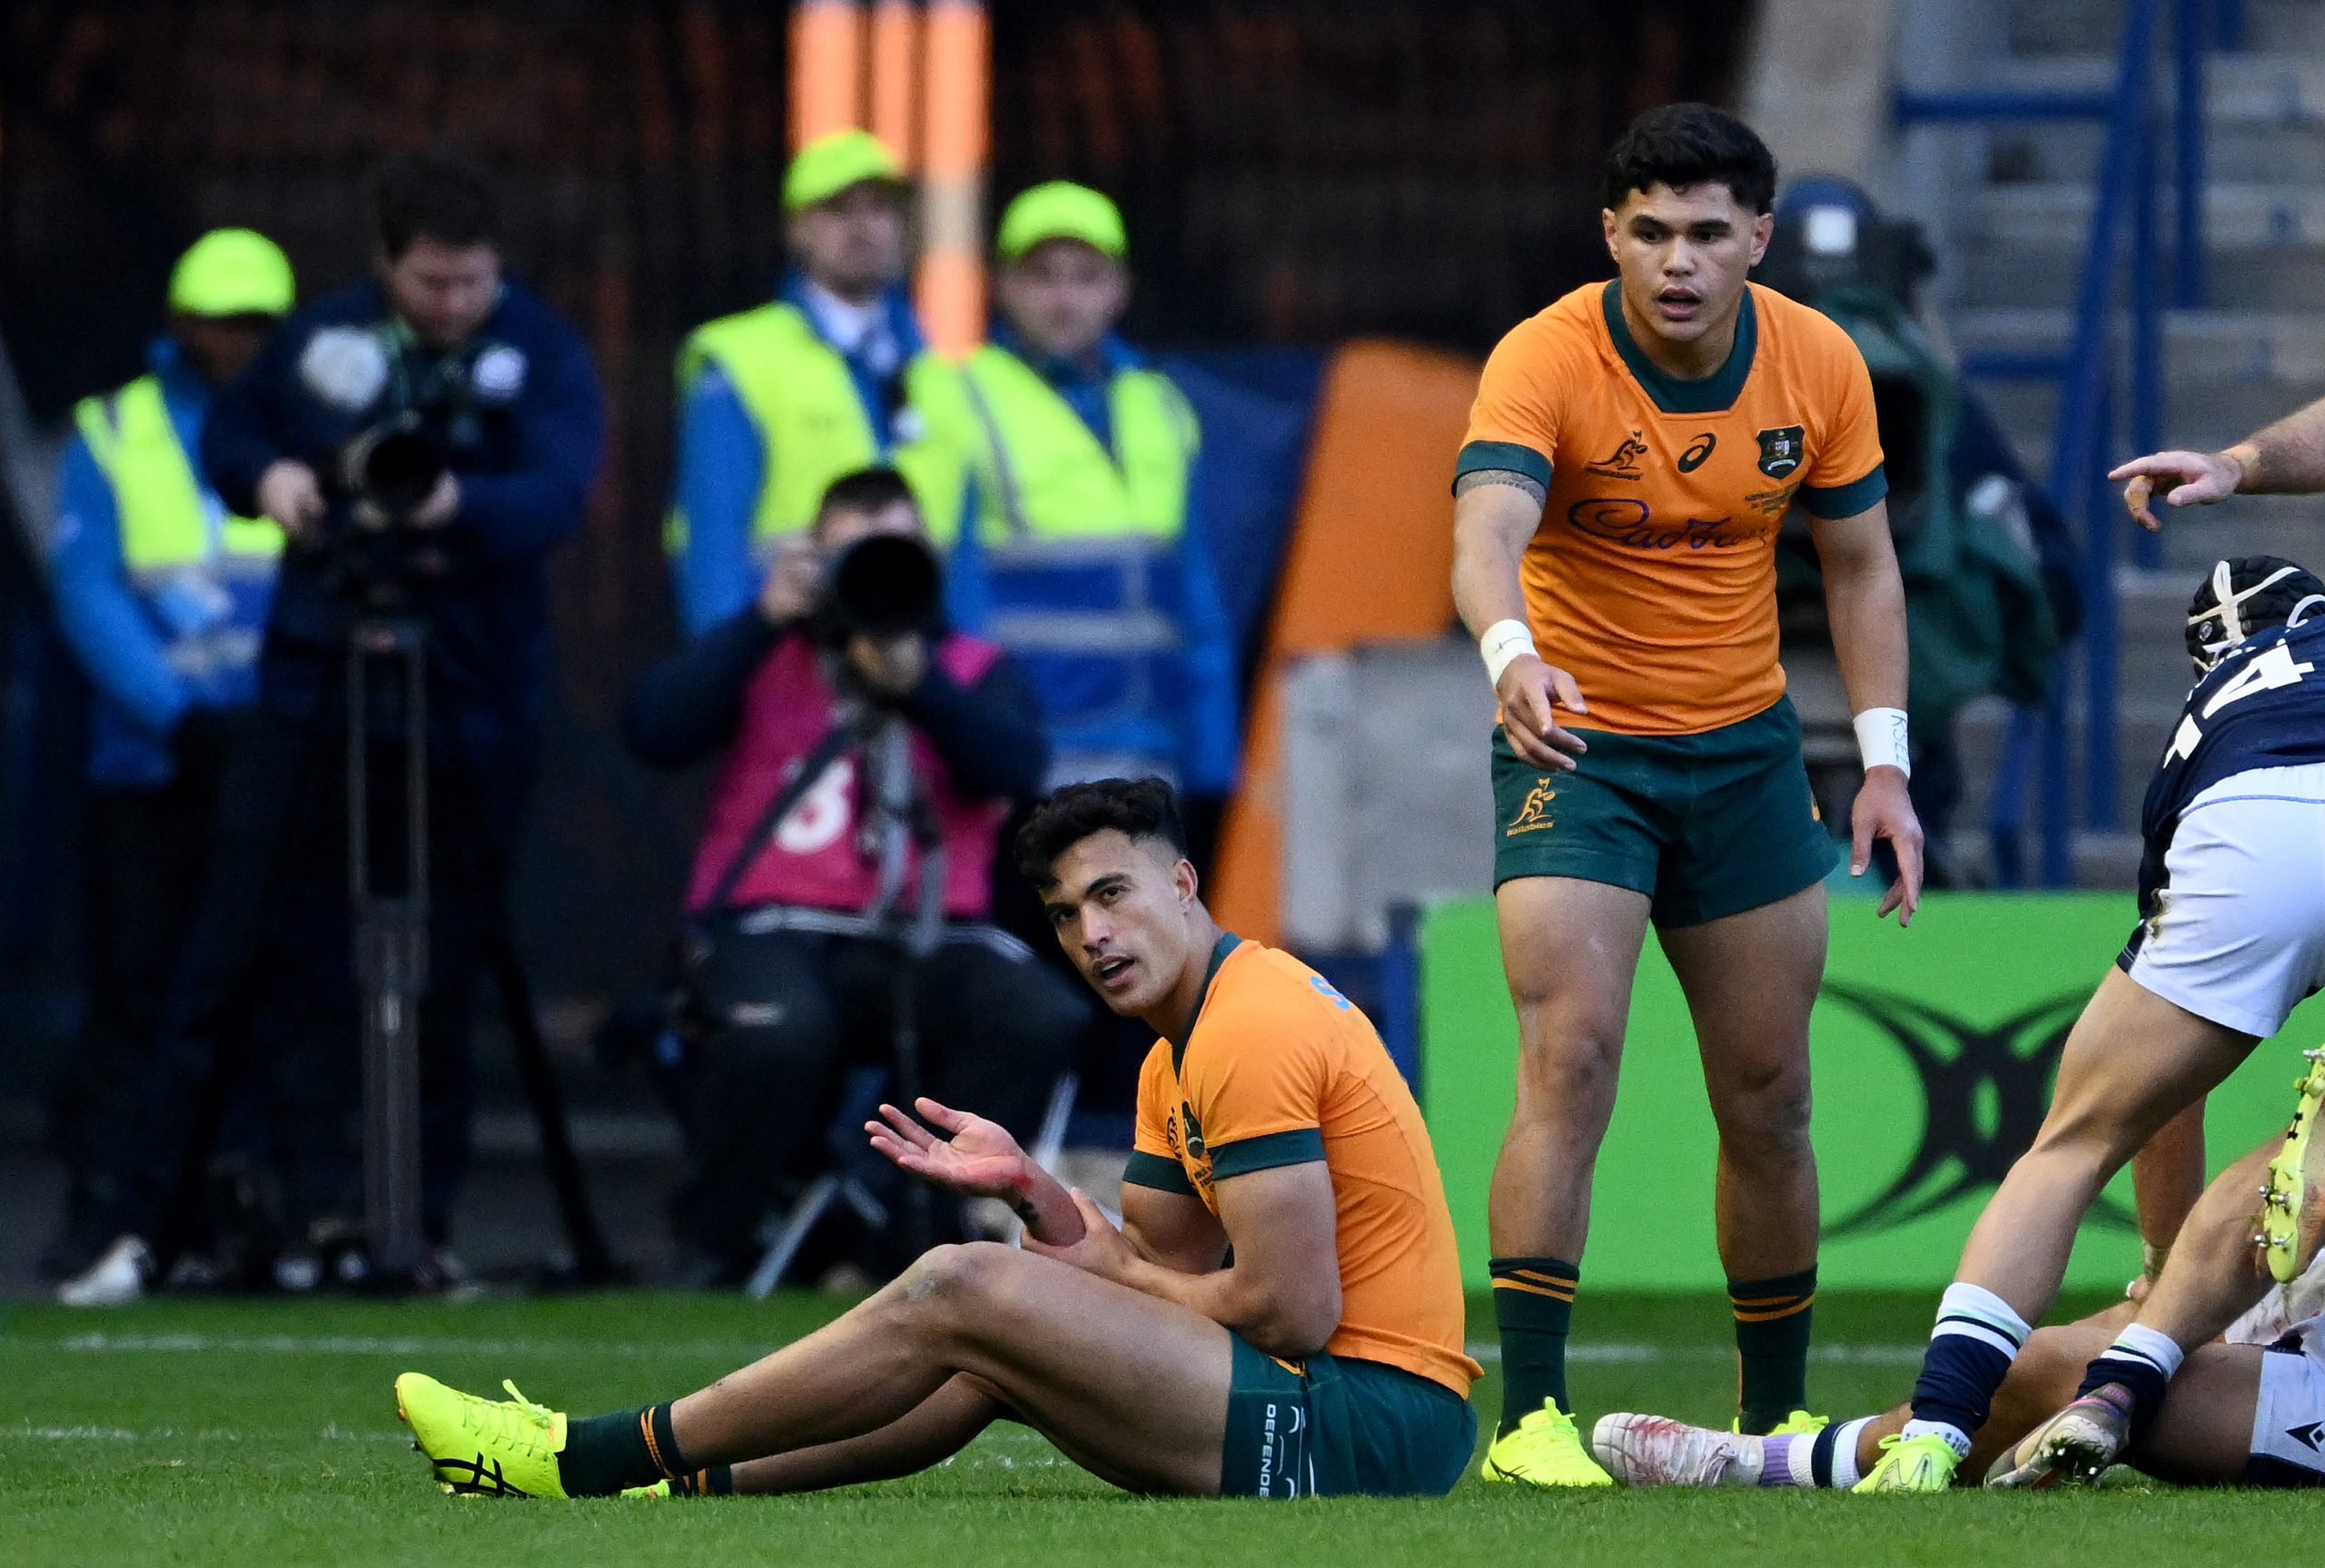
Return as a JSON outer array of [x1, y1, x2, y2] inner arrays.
[[814, 532, 945, 649]]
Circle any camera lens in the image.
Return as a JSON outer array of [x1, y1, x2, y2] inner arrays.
[[825, 534, 942, 641]]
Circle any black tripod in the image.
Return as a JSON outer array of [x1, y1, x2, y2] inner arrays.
[[737, 697, 949, 1296], [342, 605, 619, 1287], [151, 584, 618, 1291]]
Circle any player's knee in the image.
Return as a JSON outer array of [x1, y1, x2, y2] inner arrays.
[[1709, 1057, 1813, 1156], [1512, 1025, 1624, 1129], [900, 1240, 1018, 1317]]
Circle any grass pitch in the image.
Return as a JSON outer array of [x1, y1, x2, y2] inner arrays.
[[5, 1289, 2320, 1566]]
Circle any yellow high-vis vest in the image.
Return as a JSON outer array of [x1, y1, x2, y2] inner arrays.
[[71, 375, 282, 580], [955, 345, 1197, 543], [665, 301, 970, 552]]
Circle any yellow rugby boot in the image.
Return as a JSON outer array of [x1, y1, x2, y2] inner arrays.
[[1733, 1410, 1828, 1437], [1852, 1432, 1960, 1494], [395, 1373, 569, 1498], [2261, 1048, 2325, 1283], [1480, 1398, 1616, 1487]]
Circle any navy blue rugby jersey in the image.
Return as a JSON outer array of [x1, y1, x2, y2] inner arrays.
[[2121, 615, 2325, 966]]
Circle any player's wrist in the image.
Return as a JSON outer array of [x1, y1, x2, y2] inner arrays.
[[2222, 443, 2260, 493], [1854, 706, 1911, 778], [1479, 618, 1537, 686]]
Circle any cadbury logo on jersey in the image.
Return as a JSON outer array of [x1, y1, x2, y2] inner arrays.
[[1568, 498, 1775, 552], [1756, 424, 1806, 478]]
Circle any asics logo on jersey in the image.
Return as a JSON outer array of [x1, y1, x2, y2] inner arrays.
[[1506, 781, 1558, 836], [1583, 431, 1649, 480], [1568, 498, 1774, 552], [1677, 431, 1717, 472]]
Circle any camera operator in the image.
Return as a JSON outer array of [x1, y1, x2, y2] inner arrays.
[[625, 468, 1087, 1285], [61, 150, 606, 1297]]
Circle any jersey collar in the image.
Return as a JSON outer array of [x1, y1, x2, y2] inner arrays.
[[1172, 931, 1243, 1075], [1598, 279, 1758, 415]]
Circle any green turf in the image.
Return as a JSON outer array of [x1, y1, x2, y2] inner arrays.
[[3, 1290, 2319, 1565]]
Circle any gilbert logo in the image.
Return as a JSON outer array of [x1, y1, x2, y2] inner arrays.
[[1584, 431, 1648, 480], [1505, 780, 1557, 836], [1818, 981, 2134, 1238]]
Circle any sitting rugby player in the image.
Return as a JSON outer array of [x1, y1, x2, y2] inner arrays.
[[1845, 556, 2325, 1491], [1592, 1087, 2325, 1492], [393, 778, 1480, 1500]]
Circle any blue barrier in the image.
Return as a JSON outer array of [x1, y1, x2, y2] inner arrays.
[[1897, 0, 2225, 884]]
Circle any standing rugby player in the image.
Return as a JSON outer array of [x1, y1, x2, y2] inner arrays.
[[1858, 553, 2325, 1493], [1455, 104, 1923, 1485]]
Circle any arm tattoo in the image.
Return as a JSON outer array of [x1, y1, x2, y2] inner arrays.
[[1454, 468, 1547, 506]]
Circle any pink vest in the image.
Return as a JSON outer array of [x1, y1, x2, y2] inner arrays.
[[687, 632, 1009, 920]]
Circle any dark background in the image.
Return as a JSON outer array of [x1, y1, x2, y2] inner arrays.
[[0, 0, 1747, 1072]]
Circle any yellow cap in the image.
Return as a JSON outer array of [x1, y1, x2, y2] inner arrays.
[[167, 228, 295, 318], [994, 182, 1127, 261], [782, 129, 908, 213]]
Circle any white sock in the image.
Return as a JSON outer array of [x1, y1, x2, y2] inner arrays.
[[2107, 1321, 2186, 1380], [1932, 1281, 2033, 1357], [1828, 1415, 1875, 1487], [1900, 1417, 1973, 1457]]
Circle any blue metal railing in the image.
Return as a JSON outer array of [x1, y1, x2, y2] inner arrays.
[[1895, 0, 2231, 885]]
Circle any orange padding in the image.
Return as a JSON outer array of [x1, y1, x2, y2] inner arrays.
[[1212, 340, 1483, 947], [789, 0, 865, 151]]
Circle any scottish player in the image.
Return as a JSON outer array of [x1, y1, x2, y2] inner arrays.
[[394, 779, 1479, 1501], [1453, 104, 1923, 1484], [1855, 557, 2325, 1491], [1593, 1119, 2325, 1490]]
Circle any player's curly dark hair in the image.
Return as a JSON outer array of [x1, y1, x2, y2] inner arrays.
[[1604, 103, 1777, 214], [1014, 776, 1188, 889]]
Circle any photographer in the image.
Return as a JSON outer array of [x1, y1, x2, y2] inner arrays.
[[625, 468, 1086, 1284], [60, 150, 605, 1299]]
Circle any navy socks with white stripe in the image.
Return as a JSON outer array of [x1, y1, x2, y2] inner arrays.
[[1905, 1282, 2033, 1455], [2075, 1322, 2184, 1432]]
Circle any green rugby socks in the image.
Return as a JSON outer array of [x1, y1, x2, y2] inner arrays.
[[1490, 1254, 1578, 1434], [1730, 1267, 1816, 1434]]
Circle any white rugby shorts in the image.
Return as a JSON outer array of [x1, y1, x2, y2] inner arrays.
[[2127, 763, 2325, 1040]]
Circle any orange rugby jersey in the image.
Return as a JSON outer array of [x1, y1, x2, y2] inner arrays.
[[1458, 280, 1886, 735], [1125, 934, 1481, 1399]]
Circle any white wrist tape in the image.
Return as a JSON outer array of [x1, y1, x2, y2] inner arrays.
[[1855, 706, 1912, 776], [1479, 619, 1537, 685]]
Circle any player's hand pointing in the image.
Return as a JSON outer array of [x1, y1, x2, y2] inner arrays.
[[1851, 766, 1924, 927], [2109, 449, 2249, 532], [1497, 653, 1590, 772]]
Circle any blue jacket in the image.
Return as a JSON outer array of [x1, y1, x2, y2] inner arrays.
[[668, 272, 935, 635], [202, 278, 605, 764], [50, 337, 273, 786], [947, 330, 1240, 795]]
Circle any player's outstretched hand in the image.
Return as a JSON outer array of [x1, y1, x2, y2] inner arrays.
[[866, 1097, 1031, 1201], [1852, 765, 1924, 927], [1497, 653, 1590, 773], [1022, 1188, 1140, 1281], [2108, 449, 2246, 532]]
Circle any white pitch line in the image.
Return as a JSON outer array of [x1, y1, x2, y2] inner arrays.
[[34, 1329, 1924, 1366]]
